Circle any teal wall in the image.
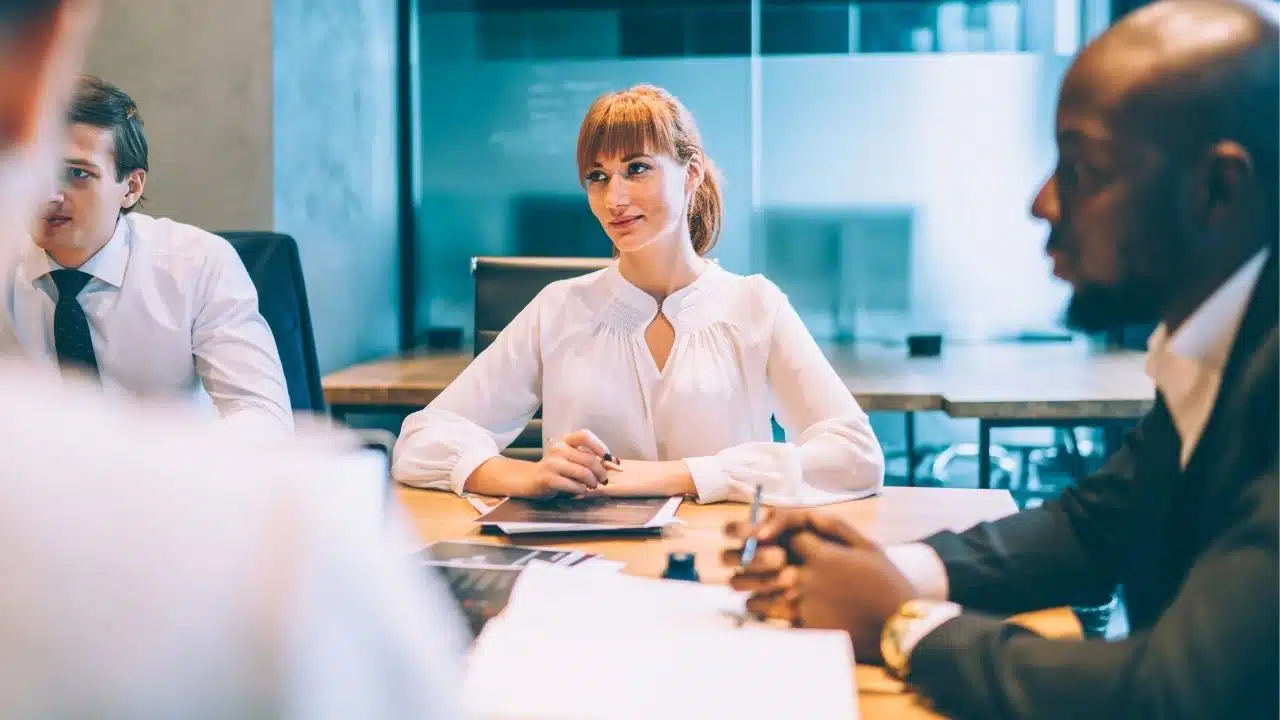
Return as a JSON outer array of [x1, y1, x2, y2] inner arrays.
[[87, 0, 403, 375], [274, 0, 401, 373]]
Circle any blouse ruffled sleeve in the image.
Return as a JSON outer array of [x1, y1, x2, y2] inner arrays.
[[391, 290, 547, 494], [685, 279, 884, 506]]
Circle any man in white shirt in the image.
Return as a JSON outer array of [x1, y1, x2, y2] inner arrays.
[[0, 2, 464, 717], [726, 1, 1277, 718], [0, 74, 292, 433]]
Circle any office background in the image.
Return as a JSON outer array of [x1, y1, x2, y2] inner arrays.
[[414, 0, 1111, 351], [81, 0, 1156, 473]]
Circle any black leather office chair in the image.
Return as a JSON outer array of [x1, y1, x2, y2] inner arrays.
[[472, 256, 611, 460], [473, 256, 611, 354], [220, 231, 325, 414]]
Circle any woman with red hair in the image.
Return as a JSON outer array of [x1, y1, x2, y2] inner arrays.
[[394, 85, 883, 506]]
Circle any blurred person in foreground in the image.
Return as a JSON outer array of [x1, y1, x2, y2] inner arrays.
[[0, 2, 465, 717], [725, 1, 1278, 718]]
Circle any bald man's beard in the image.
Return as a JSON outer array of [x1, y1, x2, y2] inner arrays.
[[1063, 210, 1188, 333], [1063, 247, 1176, 332]]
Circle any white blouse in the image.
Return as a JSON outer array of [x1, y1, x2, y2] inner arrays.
[[392, 262, 884, 506]]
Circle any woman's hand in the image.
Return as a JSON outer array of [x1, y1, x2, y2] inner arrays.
[[519, 429, 617, 497], [465, 429, 618, 498], [587, 459, 695, 498]]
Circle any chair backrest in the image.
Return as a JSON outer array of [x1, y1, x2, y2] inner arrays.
[[472, 256, 611, 355], [472, 256, 611, 458], [219, 231, 325, 414]]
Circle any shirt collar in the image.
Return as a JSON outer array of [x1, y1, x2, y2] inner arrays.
[[596, 258, 721, 333], [21, 214, 130, 290], [1147, 247, 1271, 374], [604, 258, 722, 321]]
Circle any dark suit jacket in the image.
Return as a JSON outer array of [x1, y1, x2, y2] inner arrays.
[[908, 255, 1278, 720]]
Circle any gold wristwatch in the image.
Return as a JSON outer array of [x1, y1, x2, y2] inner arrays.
[[881, 599, 957, 680]]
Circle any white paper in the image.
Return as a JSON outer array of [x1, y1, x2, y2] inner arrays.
[[463, 564, 858, 719], [571, 558, 627, 573], [502, 562, 747, 623], [466, 497, 498, 514]]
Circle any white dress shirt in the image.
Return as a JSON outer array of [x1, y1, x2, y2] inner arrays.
[[885, 247, 1273, 652], [393, 262, 885, 505], [0, 213, 293, 434], [0, 360, 465, 718], [1144, 248, 1271, 466]]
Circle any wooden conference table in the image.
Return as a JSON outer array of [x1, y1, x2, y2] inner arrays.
[[399, 485, 1081, 720], [328, 343, 1154, 487]]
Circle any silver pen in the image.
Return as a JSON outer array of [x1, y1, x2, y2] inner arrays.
[[736, 483, 765, 627], [740, 483, 764, 566]]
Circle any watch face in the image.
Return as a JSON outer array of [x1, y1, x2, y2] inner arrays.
[[902, 598, 935, 620], [883, 600, 933, 678], [881, 623, 906, 675], [884, 600, 963, 679]]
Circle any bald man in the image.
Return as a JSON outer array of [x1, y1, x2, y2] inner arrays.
[[725, 1, 1278, 718]]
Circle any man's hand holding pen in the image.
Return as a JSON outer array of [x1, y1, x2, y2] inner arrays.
[[722, 509, 918, 665]]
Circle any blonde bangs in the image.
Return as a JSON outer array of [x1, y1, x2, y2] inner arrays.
[[576, 93, 677, 181]]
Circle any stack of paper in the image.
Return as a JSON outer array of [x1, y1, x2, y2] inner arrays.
[[469, 496, 683, 535], [462, 564, 858, 719]]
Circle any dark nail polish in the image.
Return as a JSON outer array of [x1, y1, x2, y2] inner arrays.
[[603, 453, 619, 464]]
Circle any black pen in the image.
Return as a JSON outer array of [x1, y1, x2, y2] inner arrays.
[[561, 436, 618, 484], [736, 483, 764, 627], [600, 452, 620, 486]]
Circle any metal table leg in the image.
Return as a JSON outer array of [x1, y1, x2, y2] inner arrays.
[[1061, 426, 1085, 482], [1103, 424, 1124, 458], [978, 419, 992, 489], [905, 411, 917, 487]]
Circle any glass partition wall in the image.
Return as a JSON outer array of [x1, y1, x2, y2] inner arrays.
[[414, 0, 1110, 347]]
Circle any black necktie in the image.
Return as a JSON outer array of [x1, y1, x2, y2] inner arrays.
[[50, 269, 99, 379]]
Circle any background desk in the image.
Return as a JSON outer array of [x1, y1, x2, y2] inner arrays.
[[328, 344, 1154, 487], [326, 343, 1150, 416], [825, 344, 1153, 487], [398, 485, 1081, 720], [324, 352, 471, 412]]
